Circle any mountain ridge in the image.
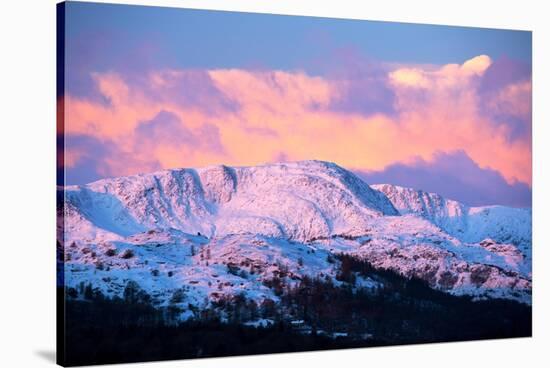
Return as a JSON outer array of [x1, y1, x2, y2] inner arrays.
[[63, 160, 399, 243], [371, 183, 532, 258], [59, 160, 532, 307]]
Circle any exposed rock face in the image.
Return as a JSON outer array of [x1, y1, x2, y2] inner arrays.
[[198, 165, 236, 205]]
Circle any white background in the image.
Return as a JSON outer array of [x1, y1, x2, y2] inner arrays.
[[1, 0, 549, 367]]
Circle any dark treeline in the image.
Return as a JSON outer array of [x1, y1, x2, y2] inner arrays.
[[277, 254, 531, 343], [59, 254, 531, 366], [60, 283, 378, 366]]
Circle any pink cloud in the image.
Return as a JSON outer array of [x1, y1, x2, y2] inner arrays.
[[64, 147, 87, 168], [63, 55, 532, 188], [487, 80, 531, 122]]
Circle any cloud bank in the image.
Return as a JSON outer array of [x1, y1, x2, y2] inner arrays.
[[356, 151, 531, 207], [62, 55, 532, 206]]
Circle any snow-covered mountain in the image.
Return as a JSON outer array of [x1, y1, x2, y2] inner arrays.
[[59, 161, 532, 311], [63, 161, 397, 243]]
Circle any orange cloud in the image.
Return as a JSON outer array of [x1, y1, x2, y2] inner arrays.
[[63, 55, 532, 186]]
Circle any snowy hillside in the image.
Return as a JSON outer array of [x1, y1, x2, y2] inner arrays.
[[59, 161, 532, 312], [371, 184, 532, 259]]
